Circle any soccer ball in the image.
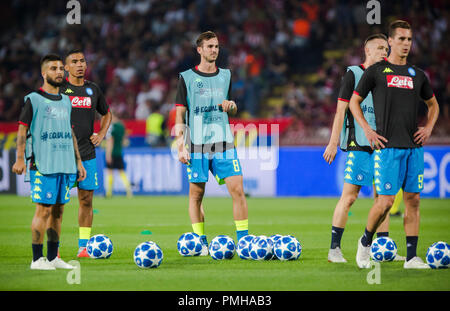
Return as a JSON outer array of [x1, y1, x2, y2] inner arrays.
[[177, 232, 203, 256], [426, 241, 450, 269], [273, 235, 302, 261], [134, 241, 163, 268], [86, 234, 113, 259], [209, 235, 235, 260], [249, 235, 273, 260], [370, 237, 398, 262], [268, 234, 283, 259], [236, 234, 255, 260]]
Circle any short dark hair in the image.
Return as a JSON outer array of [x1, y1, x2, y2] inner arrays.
[[40, 53, 62, 68], [388, 20, 412, 38], [364, 33, 387, 46], [196, 31, 217, 47], [65, 48, 84, 62]]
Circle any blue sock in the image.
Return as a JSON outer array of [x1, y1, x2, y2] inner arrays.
[[406, 236, 418, 261], [331, 226, 344, 249], [47, 241, 58, 261], [377, 232, 389, 238], [78, 239, 88, 248], [236, 230, 248, 242], [32, 244, 43, 262], [361, 228, 375, 247]]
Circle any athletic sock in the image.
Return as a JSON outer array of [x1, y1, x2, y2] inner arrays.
[[406, 236, 418, 261], [32, 244, 43, 262], [192, 222, 204, 236], [330, 226, 344, 249], [361, 227, 375, 247], [47, 241, 58, 261], [79, 227, 91, 248], [119, 171, 132, 197], [235, 219, 248, 241], [376, 232, 389, 238]]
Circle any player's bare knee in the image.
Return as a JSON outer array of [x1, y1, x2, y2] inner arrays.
[[50, 204, 64, 219], [79, 190, 93, 209], [190, 190, 205, 203], [404, 193, 420, 209], [227, 182, 244, 197], [342, 192, 358, 209], [36, 204, 52, 219]]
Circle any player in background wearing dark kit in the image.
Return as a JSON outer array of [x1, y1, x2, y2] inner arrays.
[[60, 49, 112, 258], [12, 54, 86, 270], [105, 111, 133, 198], [350, 21, 440, 269], [175, 31, 249, 255], [323, 34, 405, 263]]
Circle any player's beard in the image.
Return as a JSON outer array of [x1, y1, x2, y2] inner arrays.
[[205, 54, 218, 63], [46, 76, 63, 87]]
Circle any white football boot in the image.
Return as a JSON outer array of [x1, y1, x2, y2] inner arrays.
[[328, 247, 347, 263], [356, 236, 371, 268], [403, 256, 430, 269], [30, 257, 56, 270], [200, 243, 209, 256], [200, 236, 209, 256], [49, 257, 75, 269], [393, 254, 406, 261]]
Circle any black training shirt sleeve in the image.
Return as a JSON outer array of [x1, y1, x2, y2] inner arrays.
[[355, 66, 376, 99], [175, 75, 188, 108], [337, 70, 355, 102], [95, 84, 109, 116], [18, 97, 33, 127], [420, 73, 434, 101]]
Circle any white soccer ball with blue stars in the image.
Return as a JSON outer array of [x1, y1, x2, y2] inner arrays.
[[249, 235, 274, 260], [86, 234, 113, 259], [426, 241, 450, 269], [274, 235, 302, 261], [236, 234, 256, 260], [177, 232, 203, 256], [209, 235, 235, 260], [268, 234, 283, 260], [370, 237, 397, 262], [134, 241, 163, 268]]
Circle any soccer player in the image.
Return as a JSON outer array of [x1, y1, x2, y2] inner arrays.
[[350, 20, 440, 269], [323, 34, 405, 263], [175, 31, 249, 255], [60, 49, 112, 257], [105, 112, 133, 198], [12, 54, 86, 270]]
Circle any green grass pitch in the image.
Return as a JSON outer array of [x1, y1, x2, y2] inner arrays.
[[0, 195, 449, 291]]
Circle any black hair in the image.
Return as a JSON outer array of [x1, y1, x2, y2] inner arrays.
[[40, 53, 62, 68]]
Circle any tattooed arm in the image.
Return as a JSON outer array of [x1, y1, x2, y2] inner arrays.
[[12, 124, 28, 175], [72, 128, 86, 181]]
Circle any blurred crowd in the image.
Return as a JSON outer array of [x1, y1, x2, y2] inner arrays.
[[0, 0, 449, 144]]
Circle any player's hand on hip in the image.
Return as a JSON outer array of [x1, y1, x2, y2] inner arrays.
[[365, 128, 387, 149], [219, 100, 236, 113], [12, 159, 26, 175], [178, 145, 190, 165], [323, 144, 337, 164], [90, 133, 104, 147], [414, 126, 432, 145], [77, 163, 87, 182]]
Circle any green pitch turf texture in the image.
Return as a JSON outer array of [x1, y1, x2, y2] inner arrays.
[[0, 195, 449, 291]]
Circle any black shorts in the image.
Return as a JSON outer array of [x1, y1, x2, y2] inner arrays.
[[107, 156, 125, 170]]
